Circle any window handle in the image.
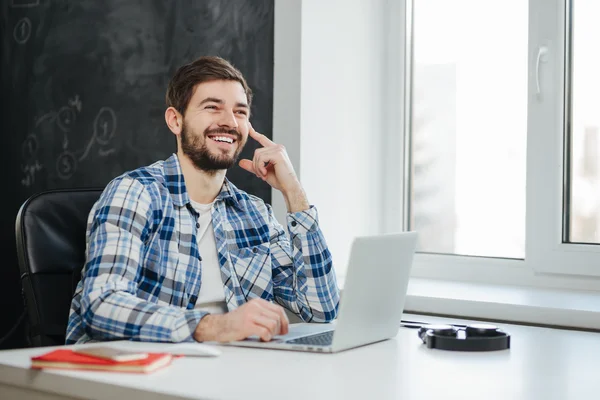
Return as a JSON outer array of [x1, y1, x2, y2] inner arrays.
[[536, 46, 549, 96]]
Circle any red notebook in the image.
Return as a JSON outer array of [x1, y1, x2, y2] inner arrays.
[[31, 349, 173, 374]]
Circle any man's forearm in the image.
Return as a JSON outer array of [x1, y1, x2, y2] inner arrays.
[[271, 206, 340, 322], [194, 314, 225, 342], [282, 184, 310, 213], [82, 290, 204, 342]]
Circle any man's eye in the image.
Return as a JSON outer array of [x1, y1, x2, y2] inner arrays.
[[205, 105, 217, 110], [235, 110, 247, 115]]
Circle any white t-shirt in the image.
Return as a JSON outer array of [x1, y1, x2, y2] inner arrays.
[[190, 200, 228, 315]]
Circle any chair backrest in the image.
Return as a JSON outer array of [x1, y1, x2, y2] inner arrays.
[[15, 188, 103, 347]]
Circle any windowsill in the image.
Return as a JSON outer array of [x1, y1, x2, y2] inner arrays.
[[337, 275, 600, 331]]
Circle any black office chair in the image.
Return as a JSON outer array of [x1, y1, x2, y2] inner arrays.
[[15, 188, 103, 347]]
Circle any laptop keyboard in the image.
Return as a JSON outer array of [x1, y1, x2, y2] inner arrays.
[[286, 330, 334, 346]]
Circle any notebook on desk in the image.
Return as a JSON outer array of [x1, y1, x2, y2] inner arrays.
[[30, 349, 173, 374], [223, 231, 418, 353]]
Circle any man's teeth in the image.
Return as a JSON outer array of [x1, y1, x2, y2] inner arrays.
[[212, 136, 233, 143]]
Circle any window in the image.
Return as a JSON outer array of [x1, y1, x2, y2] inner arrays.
[[411, 0, 527, 259], [387, 0, 600, 286], [567, 0, 600, 244]]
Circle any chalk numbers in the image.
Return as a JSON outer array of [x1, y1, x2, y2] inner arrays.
[[94, 107, 117, 145], [13, 17, 32, 44], [22, 135, 38, 160], [57, 106, 76, 132], [56, 152, 77, 180]]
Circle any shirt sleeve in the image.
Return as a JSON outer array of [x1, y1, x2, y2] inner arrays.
[[79, 177, 207, 342], [269, 205, 340, 322]]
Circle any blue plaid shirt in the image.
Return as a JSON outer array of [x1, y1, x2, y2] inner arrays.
[[66, 154, 339, 344]]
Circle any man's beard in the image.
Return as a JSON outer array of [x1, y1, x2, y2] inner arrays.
[[180, 123, 245, 174]]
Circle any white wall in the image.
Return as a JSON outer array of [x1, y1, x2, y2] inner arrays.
[[274, 0, 389, 274]]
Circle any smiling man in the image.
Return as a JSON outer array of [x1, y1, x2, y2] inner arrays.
[[65, 56, 340, 344]]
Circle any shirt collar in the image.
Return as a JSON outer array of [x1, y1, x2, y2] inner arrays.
[[163, 153, 244, 210]]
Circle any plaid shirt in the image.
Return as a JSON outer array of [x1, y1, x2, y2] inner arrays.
[[66, 154, 339, 344]]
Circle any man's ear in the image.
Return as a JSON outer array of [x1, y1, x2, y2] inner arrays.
[[165, 107, 183, 135]]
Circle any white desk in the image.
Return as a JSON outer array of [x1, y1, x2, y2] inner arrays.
[[0, 314, 598, 400]]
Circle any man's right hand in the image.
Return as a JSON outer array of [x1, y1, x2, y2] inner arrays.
[[193, 298, 290, 342]]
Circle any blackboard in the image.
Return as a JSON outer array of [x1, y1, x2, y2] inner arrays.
[[0, 0, 274, 349]]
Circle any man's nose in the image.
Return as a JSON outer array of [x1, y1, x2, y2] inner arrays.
[[217, 109, 238, 129]]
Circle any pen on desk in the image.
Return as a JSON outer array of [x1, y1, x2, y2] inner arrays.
[[400, 320, 425, 329], [400, 320, 468, 329]]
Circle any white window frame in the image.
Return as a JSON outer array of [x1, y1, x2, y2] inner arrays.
[[385, 0, 600, 291]]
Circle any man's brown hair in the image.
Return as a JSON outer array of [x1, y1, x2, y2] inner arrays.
[[166, 56, 253, 115]]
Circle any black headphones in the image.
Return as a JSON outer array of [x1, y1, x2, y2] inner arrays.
[[417, 323, 510, 351]]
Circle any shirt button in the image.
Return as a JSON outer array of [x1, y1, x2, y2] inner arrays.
[[196, 222, 200, 228], [252, 247, 258, 254], [291, 221, 297, 227]]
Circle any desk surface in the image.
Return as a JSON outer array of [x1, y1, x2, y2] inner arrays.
[[0, 314, 598, 400]]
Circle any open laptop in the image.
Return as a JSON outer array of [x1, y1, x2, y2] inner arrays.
[[224, 231, 418, 353]]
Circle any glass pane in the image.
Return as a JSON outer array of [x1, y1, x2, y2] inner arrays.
[[411, 0, 527, 258], [569, 1, 600, 244]]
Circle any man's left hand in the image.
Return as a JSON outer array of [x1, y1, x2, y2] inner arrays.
[[239, 124, 310, 212], [239, 124, 298, 193]]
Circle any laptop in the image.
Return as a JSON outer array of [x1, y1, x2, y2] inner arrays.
[[223, 231, 418, 353]]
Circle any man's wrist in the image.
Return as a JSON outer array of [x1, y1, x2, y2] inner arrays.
[[194, 314, 220, 342], [281, 183, 310, 213]]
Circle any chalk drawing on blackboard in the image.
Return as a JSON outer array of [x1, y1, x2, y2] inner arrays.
[[98, 148, 116, 157], [21, 97, 95, 185], [11, 0, 39, 8], [13, 18, 32, 45], [21, 112, 54, 187], [57, 106, 76, 132], [21, 160, 42, 187], [56, 151, 77, 180], [21, 134, 38, 161], [35, 112, 57, 127], [68, 95, 82, 112], [94, 107, 117, 145], [78, 136, 94, 162], [78, 106, 117, 162]]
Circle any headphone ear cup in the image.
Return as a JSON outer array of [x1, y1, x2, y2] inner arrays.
[[465, 323, 500, 337], [418, 324, 456, 343], [431, 324, 458, 336], [417, 327, 429, 342]]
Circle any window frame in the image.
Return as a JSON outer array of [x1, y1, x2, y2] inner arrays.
[[386, 0, 600, 290]]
